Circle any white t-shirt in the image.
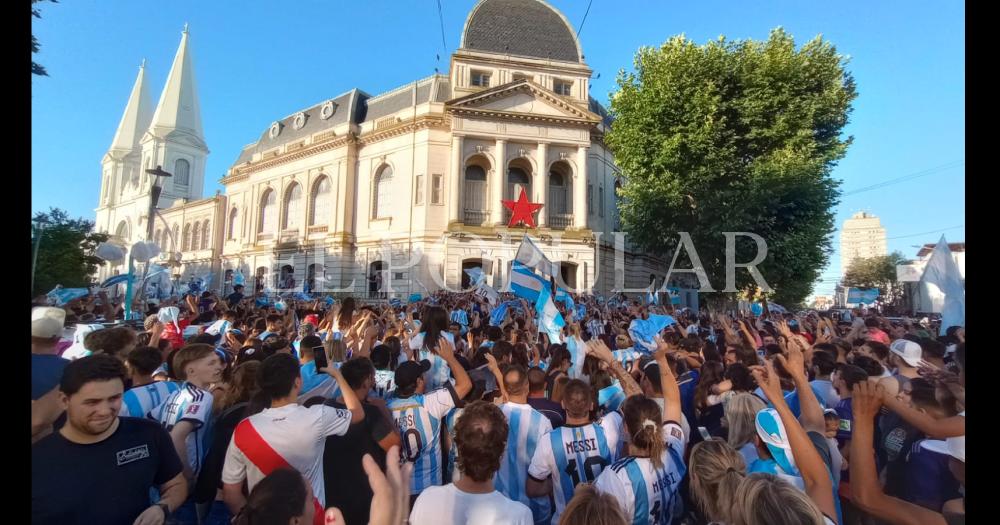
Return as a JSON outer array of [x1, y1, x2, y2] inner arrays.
[[652, 397, 691, 444], [410, 484, 533, 525], [221, 403, 352, 507]]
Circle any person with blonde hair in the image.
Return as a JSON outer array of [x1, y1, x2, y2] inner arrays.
[[558, 483, 627, 525], [723, 392, 767, 465], [687, 438, 746, 523], [729, 473, 829, 525]]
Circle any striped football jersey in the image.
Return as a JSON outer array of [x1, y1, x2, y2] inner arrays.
[[372, 369, 396, 400], [594, 421, 687, 525], [147, 382, 215, 477], [387, 386, 458, 495], [496, 402, 553, 524], [120, 380, 180, 418]]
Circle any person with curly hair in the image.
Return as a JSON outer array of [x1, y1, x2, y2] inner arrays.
[[410, 400, 533, 525]]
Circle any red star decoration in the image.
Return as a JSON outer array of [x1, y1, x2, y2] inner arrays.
[[502, 188, 544, 228]]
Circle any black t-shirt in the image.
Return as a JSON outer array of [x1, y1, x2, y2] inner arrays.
[[527, 397, 566, 429], [878, 411, 924, 497], [225, 292, 244, 308], [322, 400, 393, 525], [194, 402, 250, 503], [32, 417, 183, 525]]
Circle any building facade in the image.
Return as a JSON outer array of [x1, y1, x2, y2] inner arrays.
[[840, 211, 888, 277], [95, 0, 691, 302]]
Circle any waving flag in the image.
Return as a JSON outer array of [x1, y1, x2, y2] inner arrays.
[[489, 301, 512, 326], [233, 270, 246, 287], [510, 261, 548, 302], [205, 319, 231, 336], [100, 273, 132, 289], [565, 334, 584, 379], [47, 286, 90, 306], [554, 287, 575, 309], [919, 236, 965, 334], [515, 235, 559, 279], [535, 283, 566, 345], [475, 282, 500, 306], [628, 314, 677, 353], [463, 267, 487, 287]]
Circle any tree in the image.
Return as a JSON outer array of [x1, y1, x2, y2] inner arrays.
[[842, 252, 909, 307], [607, 29, 856, 306], [32, 0, 59, 76], [32, 208, 109, 297]]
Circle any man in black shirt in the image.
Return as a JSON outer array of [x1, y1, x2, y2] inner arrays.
[[323, 357, 401, 525], [526, 366, 565, 428], [32, 354, 187, 525], [225, 285, 245, 309]]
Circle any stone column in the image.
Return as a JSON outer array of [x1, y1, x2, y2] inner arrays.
[[574, 146, 589, 229], [536, 142, 548, 227], [450, 135, 464, 223], [491, 139, 506, 225]]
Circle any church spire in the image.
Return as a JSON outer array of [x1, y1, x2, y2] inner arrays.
[[147, 25, 204, 144], [107, 60, 152, 154]]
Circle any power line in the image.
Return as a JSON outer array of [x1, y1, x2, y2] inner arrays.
[[577, 0, 594, 38], [841, 160, 964, 196], [435, 0, 447, 52], [886, 224, 964, 240]]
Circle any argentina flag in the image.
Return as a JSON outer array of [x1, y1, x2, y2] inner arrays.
[[100, 273, 132, 289], [510, 261, 548, 303], [514, 235, 559, 279], [47, 286, 90, 306], [535, 284, 565, 345]]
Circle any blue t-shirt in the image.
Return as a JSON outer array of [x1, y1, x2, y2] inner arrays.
[[903, 440, 963, 512], [753, 385, 829, 419]]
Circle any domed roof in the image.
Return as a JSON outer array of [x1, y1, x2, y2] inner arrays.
[[460, 0, 583, 63]]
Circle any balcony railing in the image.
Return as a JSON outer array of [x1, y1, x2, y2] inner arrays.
[[548, 214, 573, 229], [464, 209, 489, 226]]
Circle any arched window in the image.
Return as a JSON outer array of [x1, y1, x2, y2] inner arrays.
[[191, 221, 201, 251], [463, 164, 488, 226], [182, 224, 192, 251], [507, 166, 530, 200], [282, 182, 303, 230], [200, 221, 210, 250], [373, 165, 392, 219], [259, 189, 277, 233], [116, 221, 130, 243], [174, 159, 190, 186], [309, 176, 331, 226], [228, 208, 239, 240], [549, 171, 569, 214], [172, 224, 180, 251]]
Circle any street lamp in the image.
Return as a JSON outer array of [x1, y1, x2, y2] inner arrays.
[[31, 217, 51, 296], [124, 166, 173, 320]]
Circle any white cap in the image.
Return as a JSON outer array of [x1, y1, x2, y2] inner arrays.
[[31, 307, 66, 338], [889, 339, 925, 368]]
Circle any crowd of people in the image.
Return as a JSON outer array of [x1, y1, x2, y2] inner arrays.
[[30, 286, 966, 525]]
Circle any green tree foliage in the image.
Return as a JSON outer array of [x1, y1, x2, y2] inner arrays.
[[32, 208, 109, 297], [607, 29, 856, 305], [842, 251, 909, 306], [32, 0, 59, 76]]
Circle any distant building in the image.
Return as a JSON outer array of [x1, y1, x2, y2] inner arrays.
[[840, 211, 888, 277], [810, 295, 833, 310]]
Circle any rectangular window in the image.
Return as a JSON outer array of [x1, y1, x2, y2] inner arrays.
[[554, 79, 573, 96], [415, 174, 425, 205], [588, 184, 593, 214], [471, 70, 492, 87], [432, 174, 444, 204], [599, 186, 605, 217]]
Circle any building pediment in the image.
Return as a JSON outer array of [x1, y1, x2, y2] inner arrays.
[[446, 80, 600, 126]]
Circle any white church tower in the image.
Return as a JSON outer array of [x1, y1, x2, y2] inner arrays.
[[140, 24, 209, 211]]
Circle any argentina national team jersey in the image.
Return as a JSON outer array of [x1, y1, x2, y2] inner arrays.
[[528, 420, 621, 523], [298, 361, 340, 403], [595, 421, 687, 525], [372, 369, 396, 400], [409, 332, 455, 391], [387, 386, 458, 495], [496, 402, 553, 524], [148, 382, 215, 477], [444, 407, 463, 482], [120, 381, 181, 418], [612, 348, 641, 372]]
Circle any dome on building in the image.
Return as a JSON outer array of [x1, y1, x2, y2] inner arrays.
[[460, 0, 583, 63]]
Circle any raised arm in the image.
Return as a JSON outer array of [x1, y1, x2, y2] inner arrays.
[[751, 360, 837, 521], [850, 382, 948, 525], [653, 337, 682, 424], [881, 391, 965, 438], [436, 336, 472, 400], [586, 338, 642, 398], [773, 326, 825, 434], [322, 365, 365, 424]]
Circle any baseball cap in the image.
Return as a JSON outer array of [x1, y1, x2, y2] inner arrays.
[[755, 408, 800, 476], [32, 307, 66, 339], [394, 360, 432, 390], [920, 437, 965, 463], [304, 314, 320, 326], [32, 354, 69, 400], [889, 339, 926, 368]]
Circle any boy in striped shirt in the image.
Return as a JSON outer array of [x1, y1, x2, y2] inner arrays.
[[527, 379, 623, 523], [387, 336, 472, 504], [496, 365, 553, 524], [120, 346, 180, 418]]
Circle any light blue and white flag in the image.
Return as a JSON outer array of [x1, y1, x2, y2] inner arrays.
[[514, 235, 559, 279], [47, 286, 90, 306], [463, 267, 487, 287], [554, 287, 575, 310], [205, 319, 231, 336], [489, 300, 519, 326], [233, 270, 246, 287], [510, 261, 548, 303], [100, 274, 132, 289], [390, 298, 402, 308], [628, 314, 677, 353], [475, 282, 500, 306], [535, 284, 565, 345], [574, 303, 586, 320]]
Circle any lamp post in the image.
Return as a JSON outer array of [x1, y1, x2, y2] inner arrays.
[[124, 165, 172, 321], [31, 217, 51, 297]]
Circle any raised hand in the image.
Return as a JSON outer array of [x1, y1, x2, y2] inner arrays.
[[852, 381, 884, 422], [750, 359, 784, 405], [436, 335, 456, 361]]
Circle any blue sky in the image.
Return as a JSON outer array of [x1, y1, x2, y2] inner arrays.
[[31, 0, 964, 298]]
